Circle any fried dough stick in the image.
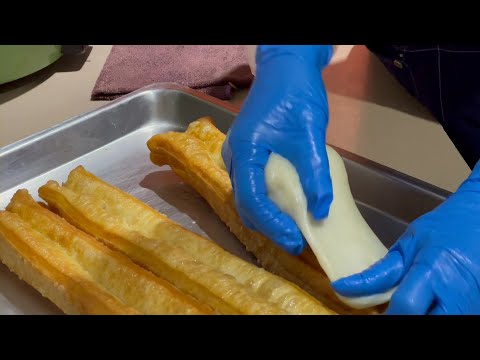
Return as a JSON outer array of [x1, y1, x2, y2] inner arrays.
[[0, 190, 210, 315], [39, 167, 333, 315]]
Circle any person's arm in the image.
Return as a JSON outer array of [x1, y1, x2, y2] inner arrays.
[[333, 161, 480, 314], [245, 45, 355, 75], [223, 45, 334, 255]]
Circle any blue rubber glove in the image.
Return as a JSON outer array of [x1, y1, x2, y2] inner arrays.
[[332, 162, 480, 315], [222, 45, 334, 255]]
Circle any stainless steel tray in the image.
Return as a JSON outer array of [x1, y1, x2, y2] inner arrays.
[[0, 83, 451, 315]]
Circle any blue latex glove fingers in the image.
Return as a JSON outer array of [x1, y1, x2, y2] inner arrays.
[[331, 231, 419, 296], [282, 131, 333, 220], [223, 129, 306, 254], [385, 263, 435, 315], [230, 143, 306, 255], [332, 250, 405, 297]]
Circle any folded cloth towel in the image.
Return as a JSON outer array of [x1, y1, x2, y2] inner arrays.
[[91, 45, 253, 101]]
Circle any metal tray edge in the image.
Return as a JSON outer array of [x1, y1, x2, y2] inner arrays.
[[0, 83, 241, 156]]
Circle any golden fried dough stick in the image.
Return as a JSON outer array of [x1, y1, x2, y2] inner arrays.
[[1, 190, 211, 315], [147, 117, 380, 315], [39, 167, 334, 315], [185, 116, 227, 170], [0, 212, 137, 315]]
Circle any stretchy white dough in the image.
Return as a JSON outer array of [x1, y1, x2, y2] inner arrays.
[[265, 146, 394, 309]]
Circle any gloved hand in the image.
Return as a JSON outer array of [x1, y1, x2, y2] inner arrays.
[[222, 45, 334, 255], [332, 162, 480, 315]]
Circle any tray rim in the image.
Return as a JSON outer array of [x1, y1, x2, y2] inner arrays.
[[0, 82, 452, 200], [0, 83, 241, 156]]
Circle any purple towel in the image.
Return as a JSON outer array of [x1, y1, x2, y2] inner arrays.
[[91, 45, 253, 101]]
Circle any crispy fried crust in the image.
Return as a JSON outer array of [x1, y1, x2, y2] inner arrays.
[[38, 167, 333, 315], [185, 116, 227, 170], [1, 190, 210, 315], [0, 213, 138, 315], [147, 117, 381, 315]]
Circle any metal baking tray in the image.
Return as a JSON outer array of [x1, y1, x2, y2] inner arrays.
[[0, 83, 451, 315]]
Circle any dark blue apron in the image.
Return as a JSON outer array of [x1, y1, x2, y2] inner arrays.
[[367, 45, 480, 169]]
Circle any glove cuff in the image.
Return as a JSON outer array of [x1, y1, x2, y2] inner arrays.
[[256, 45, 333, 70]]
